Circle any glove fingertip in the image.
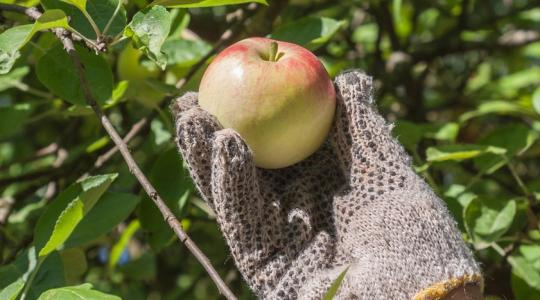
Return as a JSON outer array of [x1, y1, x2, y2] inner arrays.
[[170, 92, 199, 118], [212, 129, 254, 173], [334, 70, 374, 105]]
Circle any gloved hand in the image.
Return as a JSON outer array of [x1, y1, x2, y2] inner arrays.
[[172, 70, 483, 299]]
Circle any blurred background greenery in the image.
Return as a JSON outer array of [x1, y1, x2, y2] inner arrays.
[[1, 0, 540, 299]]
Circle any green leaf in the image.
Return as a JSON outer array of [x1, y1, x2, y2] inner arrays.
[[270, 17, 345, 50], [0, 248, 36, 291], [0, 9, 71, 74], [125, 6, 171, 70], [0, 248, 65, 300], [0, 25, 33, 74], [162, 39, 211, 68], [36, 42, 113, 106], [392, 0, 402, 23], [27, 252, 66, 299], [34, 174, 117, 257], [65, 192, 140, 248], [139, 149, 191, 251], [322, 267, 349, 300], [533, 87, 540, 115], [150, 119, 172, 145], [319, 56, 351, 78], [430, 123, 459, 142], [37, 283, 121, 300], [0, 66, 29, 92], [512, 272, 540, 300], [509, 255, 540, 290], [496, 67, 540, 98], [393, 121, 460, 152], [0, 103, 32, 139], [474, 124, 538, 174], [60, 248, 87, 284], [520, 245, 540, 269], [393, 120, 426, 151], [150, 0, 268, 8], [109, 219, 140, 270], [426, 144, 506, 162], [33, 9, 71, 33], [464, 198, 516, 249], [42, 0, 127, 39], [351, 23, 378, 52], [0, 279, 24, 300], [169, 9, 190, 37], [459, 101, 533, 122], [62, 0, 87, 12]]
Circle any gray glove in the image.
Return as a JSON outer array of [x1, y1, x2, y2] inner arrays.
[[172, 70, 482, 299]]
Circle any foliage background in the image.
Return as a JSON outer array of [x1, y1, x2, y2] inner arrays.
[[1, 0, 540, 299]]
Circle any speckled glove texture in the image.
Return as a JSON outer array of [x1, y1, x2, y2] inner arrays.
[[172, 70, 483, 300]]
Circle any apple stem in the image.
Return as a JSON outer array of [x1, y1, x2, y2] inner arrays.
[[269, 41, 279, 62]]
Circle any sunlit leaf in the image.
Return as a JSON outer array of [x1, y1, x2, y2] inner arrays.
[[464, 198, 516, 249], [34, 174, 117, 257], [533, 87, 540, 115], [124, 6, 171, 69], [0, 279, 24, 300], [162, 39, 211, 68], [109, 220, 140, 270], [426, 144, 506, 162], [150, 0, 268, 8], [0, 249, 65, 299], [37, 283, 121, 300], [0, 9, 71, 74], [64, 192, 140, 248], [61, 0, 87, 12], [459, 101, 533, 122]]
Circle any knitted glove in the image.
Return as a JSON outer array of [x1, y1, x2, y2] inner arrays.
[[172, 70, 482, 299]]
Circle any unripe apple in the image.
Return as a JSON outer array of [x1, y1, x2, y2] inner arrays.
[[198, 37, 336, 169]]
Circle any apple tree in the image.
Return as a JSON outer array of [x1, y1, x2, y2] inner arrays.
[[0, 0, 539, 299]]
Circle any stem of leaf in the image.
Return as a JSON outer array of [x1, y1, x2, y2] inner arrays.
[[412, 149, 439, 193], [12, 81, 52, 99], [102, 0, 123, 36], [70, 28, 100, 50], [507, 161, 530, 196], [491, 242, 506, 256], [81, 10, 101, 39], [109, 36, 128, 48]]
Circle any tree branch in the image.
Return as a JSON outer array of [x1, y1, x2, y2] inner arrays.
[[0, 4, 237, 299]]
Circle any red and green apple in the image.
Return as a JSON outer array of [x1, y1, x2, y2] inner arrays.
[[198, 37, 336, 169]]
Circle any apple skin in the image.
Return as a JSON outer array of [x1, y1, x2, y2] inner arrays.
[[198, 37, 336, 169]]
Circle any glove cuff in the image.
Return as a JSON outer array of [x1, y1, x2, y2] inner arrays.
[[412, 274, 483, 300]]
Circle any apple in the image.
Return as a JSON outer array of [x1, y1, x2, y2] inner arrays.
[[117, 44, 159, 81], [117, 44, 163, 106], [198, 37, 336, 169]]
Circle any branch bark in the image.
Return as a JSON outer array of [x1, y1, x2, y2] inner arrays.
[[0, 4, 237, 299]]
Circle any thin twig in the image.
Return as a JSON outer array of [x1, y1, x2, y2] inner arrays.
[[102, 0, 123, 37], [1, 4, 237, 299], [93, 117, 148, 169]]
